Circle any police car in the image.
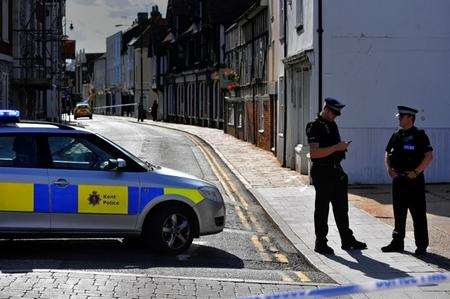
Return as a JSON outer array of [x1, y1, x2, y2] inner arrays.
[[0, 110, 225, 255]]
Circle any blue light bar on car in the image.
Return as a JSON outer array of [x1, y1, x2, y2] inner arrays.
[[0, 110, 20, 123]]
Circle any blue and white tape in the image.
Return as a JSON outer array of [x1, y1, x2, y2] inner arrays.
[[244, 272, 450, 298]]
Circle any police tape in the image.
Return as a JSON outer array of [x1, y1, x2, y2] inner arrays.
[[93, 103, 138, 110], [243, 272, 450, 298]]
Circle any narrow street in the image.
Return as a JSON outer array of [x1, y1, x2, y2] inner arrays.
[[0, 115, 333, 298]]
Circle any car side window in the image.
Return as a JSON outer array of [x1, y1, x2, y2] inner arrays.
[[0, 135, 38, 168], [48, 136, 114, 171]]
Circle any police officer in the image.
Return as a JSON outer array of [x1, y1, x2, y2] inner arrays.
[[382, 106, 433, 255], [306, 98, 367, 255]]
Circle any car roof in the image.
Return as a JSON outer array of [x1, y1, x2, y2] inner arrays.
[[0, 122, 92, 134]]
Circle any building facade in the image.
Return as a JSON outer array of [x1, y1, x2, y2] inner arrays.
[[106, 31, 123, 115], [277, 0, 450, 183], [9, 0, 65, 121], [224, 1, 276, 151], [0, 0, 12, 110], [92, 54, 107, 110], [160, 0, 252, 128]]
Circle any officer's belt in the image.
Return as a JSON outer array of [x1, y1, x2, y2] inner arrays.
[[312, 161, 342, 168]]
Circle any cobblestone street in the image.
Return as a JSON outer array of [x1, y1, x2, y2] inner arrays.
[[0, 270, 312, 298]]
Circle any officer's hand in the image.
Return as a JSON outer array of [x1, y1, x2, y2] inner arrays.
[[406, 171, 418, 180], [388, 168, 398, 179], [335, 142, 349, 152]]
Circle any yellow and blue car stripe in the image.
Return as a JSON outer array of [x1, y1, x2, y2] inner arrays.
[[0, 183, 204, 215]]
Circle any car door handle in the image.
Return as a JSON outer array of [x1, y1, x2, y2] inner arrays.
[[53, 178, 69, 188]]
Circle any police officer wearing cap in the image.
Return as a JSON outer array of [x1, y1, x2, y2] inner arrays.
[[382, 106, 433, 255], [306, 98, 367, 255]]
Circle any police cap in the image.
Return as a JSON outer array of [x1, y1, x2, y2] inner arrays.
[[396, 105, 418, 117], [324, 97, 345, 116]]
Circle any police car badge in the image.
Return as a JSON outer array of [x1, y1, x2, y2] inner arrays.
[[88, 191, 101, 206]]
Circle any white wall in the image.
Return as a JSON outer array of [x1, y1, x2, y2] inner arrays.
[[286, 0, 314, 58], [324, 0, 450, 128], [93, 58, 106, 91], [323, 0, 450, 183]]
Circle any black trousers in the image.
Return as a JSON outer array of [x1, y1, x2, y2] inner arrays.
[[311, 165, 354, 245], [392, 174, 428, 249]]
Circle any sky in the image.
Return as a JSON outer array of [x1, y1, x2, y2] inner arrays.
[[66, 0, 168, 53]]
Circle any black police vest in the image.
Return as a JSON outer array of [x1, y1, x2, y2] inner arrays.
[[308, 117, 345, 164], [387, 127, 425, 171]]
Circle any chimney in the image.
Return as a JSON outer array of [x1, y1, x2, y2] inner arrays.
[[151, 5, 161, 18], [137, 12, 148, 25]]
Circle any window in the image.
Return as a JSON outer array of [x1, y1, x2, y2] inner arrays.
[[279, 0, 285, 41], [278, 77, 285, 135], [237, 108, 243, 128], [258, 100, 265, 133], [296, 0, 304, 31], [1, 0, 9, 42], [48, 136, 114, 171], [0, 72, 8, 109], [0, 135, 38, 168], [227, 105, 234, 126]]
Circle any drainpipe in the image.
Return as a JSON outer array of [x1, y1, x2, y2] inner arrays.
[[318, 0, 323, 111], [251, 19, 257, 145], [282, 0, 288, 167]]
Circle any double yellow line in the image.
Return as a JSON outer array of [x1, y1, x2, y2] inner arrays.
[[186, 133, 310, 283]]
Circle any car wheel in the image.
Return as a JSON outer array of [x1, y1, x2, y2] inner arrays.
[[74, 116, 77, 120], [143, 207, 194, 255], [89, 115, 93, 119]]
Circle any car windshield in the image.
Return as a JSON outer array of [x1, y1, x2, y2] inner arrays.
[[97, 134, 159, 171]]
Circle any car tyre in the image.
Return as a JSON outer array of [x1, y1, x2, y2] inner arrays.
[[89, 115, 93, 119], [143, 207, 194, 255]]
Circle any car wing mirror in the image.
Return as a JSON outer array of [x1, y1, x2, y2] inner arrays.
[[104, 158, 127, 171], [117, 158, 127, 169]]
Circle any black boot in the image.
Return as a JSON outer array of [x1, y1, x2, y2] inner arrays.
[[414, 247, 427, 256], [314, 243, 335, 255], [381, 240, 404, 253], [341, 239, 367, 250]]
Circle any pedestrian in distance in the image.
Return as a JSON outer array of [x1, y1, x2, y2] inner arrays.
[[151, 100, 158, 122], [382, 106, 433, 255], [306, 98, 367, 255], [137, 102, 145, 122]]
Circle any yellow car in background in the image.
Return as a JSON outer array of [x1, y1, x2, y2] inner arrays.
[[74, 103, 92, 120]]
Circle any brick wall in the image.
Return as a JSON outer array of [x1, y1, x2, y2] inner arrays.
[[225, 96, 275, 153]]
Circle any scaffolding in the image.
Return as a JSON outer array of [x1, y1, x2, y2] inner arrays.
[[12, 0, 65, 121]]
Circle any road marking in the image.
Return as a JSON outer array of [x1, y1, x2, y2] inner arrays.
[[280, 272, 294, 282], [186, 132, 296, 268], [251, 235, 272, 262], [248, 212, 264, 233], [187, 135, 236, 203], [274, 253, 289, 264], [295, 271, 312, 283], [260, 235, 289, 264], [235, 206, 252, 231], [186, 134, 249, 209]]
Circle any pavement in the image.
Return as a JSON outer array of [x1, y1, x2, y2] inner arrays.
[[131, 117, 450, 298]]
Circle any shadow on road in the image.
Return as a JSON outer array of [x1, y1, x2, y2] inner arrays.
[[0, 239, 244, 274]]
